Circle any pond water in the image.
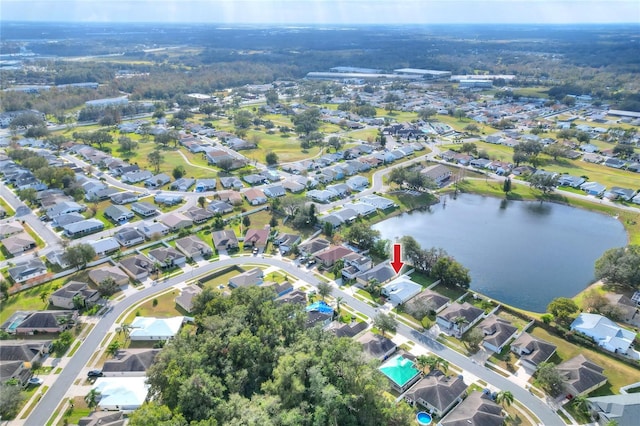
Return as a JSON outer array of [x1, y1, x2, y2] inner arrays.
[[372, 193, 628, 312]]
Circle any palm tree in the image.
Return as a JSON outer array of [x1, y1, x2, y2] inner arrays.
[[335, 296, 343, 316], [438, 357, 449, 374], [571, 395, 589, 416], [116, 323, 134, 342], [40, 291, 50, 306], [496, 390, 514, 408], [452, 316, 467, 331], [84, 389, 101, 411], [415, 355, 431, 374], [106, 341, 120, 358], [197, 196, 206, 208]]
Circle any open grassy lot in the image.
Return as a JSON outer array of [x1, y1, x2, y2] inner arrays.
[[343, 127, 379, 142], [0, 280, 60, 324], [241, 130, 322, 163], [529, 325, 640, 394], [124, 289, 185, 323], [0, 196, 15, 217], [200, 267, 244, 290], [57, 396, 91, 426]]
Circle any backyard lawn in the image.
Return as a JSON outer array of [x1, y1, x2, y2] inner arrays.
[[529, 325, 640, 394]]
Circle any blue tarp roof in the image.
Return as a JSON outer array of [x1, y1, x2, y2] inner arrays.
[[306, 301, 333, 314]]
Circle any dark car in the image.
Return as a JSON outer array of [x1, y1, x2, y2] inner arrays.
[[87, 370, 103, 378]]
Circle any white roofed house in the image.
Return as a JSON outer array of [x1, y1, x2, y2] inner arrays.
[[110, 192, 139, 205], [346, 175, 369, 192], [137, 221, 170, 240], [128, 316, 185, 341], [63, 219, 104, 238], [86, 237, 120, 257], [114, 227, 145, 247], [195, 178, 217, 192], [130, 201, 158, 217], [104, 205, 134, 224], [92, 376, 149, 412], [46, 201, 85, 219], [381, 276, 422, 305], [121, 170, 153, 184], [570, 313, 635, 355], [421, 164, 452, 186], [170, 177, 195, 192], [144, 173, 171, 188], [154, 192, 184, 206]]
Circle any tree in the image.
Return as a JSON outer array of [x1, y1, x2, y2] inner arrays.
[[418, 107, 437, 122], [461, 328, 484, 350], [116, 323, 134, 342], [502, 177, 512, 196], [613, 144, 635, 159], [345, 223, 380, 251], [328, 136, 343, 152], [373, 313, 398, 336], [242, 215, 251, 227], [148, 150, 164, 174], [265, 151, 278, 166], [536, 362, 565, 396], [495, 390, 514, 408], [106, 341, 121, 357], [317, 282, 333, 301], [415, 355, 432, 374], [40, 290, 50, 306], [291, 108, 321, 135], [197, 196, 206, 209], [62, 244, 96, 270], [431, 256, 471, 289], [322, 221, 334, 237], [118, 136, 138, 154], [529, 173, 559, 196], [97, 277, 119, 297], [0, 279, 10, 300], [85, 389, 101, 411], [595, 245, 640, 290], [543, 144, 569, 161], [546, 297, 579, 324], [460, 142, 478, 155], [0, 383, 24, 419], [128, 402, 186, 426], [172, 165, 186, 180], [331, 259, 344, 278], [281, 196, 304, 218], [265, 89, 279, 105], [571, 395, 589, 416], [234, 110, 253, 130]]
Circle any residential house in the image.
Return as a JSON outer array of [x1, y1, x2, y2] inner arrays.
[[276, 289, 307, 306], [8, 258, 48, 283], [319, 213, 344, 230], [244, 227, 269, 251], [137, 221, 170, 240], [262, 281, 293, 298], [207, 200, 233, 215], [405, 290, 450, 319], [306, 189, 336, 203], [195, 178, 217, 192], [381, 277, 422, 305], [129, 316, 184, 341], [13, 310, 78, 335], [52, 212, 85, 228], [49, 281, 100, 309], [605, 187, 636, 201], [341, 252, 373, 280], [121, 170, 153, 183], [355, 263, 396, 287], [92, 376, 149, 412], [102, 349, 161, 377], [605, 158, 626, 169], [130, 202, 158, 217], [77, 411, 125, 426], [439, 391, 504, 426], [206, 149, 236, 166], [244, 188, 267, 205], [581, 181, 607, 197], [510, 332, 557, 371], [357, 331, 397, 360], [274, 233, 301, 254], [119, 254, 155, 281], [144, 173, 171, 188], [243, 174, 266, 185], [110, 192, 138, 205], [46, 201, 84, 219], [217, 190, 243, 205], [219, 176, 244, 189], [0, 222, 24, 238], [359, 194, 396, 210], [263, 184, 286, 198], [587, 394, 640, 426], [148, 247, 186, 268], [346, 175, 369, 192], [342, 202, 376, 217], [298, 238, 330, 257], [421, 164, 452, 186], [160, 212, 193, 231], [63, 219, 105, 238], [175, 235, 213, 258], [0, 340, 52, 386], [558, 174, 586, 188], [228, 268, 264, 289], [154, 192, 184, 206], [45, 250, 71, 269], [305, 301, 334, 328], [604, 294, 638, 325], [185, 206, 213, 224], [315, 245, 354, 268], [86, 237, 120, 257], [175, 285, 203, 313], [1, 232, 36, 256], [88, 265, 129, 287], [405, 370, 468, 418], [378, 354, 421, 393], [170, 178, 195, 192], [436, 302, 485, 335], [211, 230, 239, 252], [479, 315, 519, 353], [326, 183, 351, 198], [114, 227, 145, 247], [104, 205, 134, 223], [557, 354, 607, 397], [570, 313, 635, 355]]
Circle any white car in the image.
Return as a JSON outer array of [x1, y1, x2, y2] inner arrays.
[[28, 377, 44, 386]]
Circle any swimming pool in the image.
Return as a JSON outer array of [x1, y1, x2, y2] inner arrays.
[[416, 411, 432, 425], [6, 312, 28, 333]]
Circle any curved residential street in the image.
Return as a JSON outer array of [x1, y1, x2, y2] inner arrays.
[[25, 256, 562, 426]]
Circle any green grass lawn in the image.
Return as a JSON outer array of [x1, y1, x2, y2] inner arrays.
[[563, 400, 591, 425], [529, 325, 640, 394], [23, 223, 46, 249], [124, 289, 186, 323], [241, 130, 322, 163], [0, 196, 15, 217], [58, 397, 91, 426], [430, 283, 467, 301], [408, 270, 436, 287]]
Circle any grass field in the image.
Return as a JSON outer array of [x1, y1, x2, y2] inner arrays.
[[529, 325, 640, 394], [124, 289, 186, 323], [0, 196, 15, 217]]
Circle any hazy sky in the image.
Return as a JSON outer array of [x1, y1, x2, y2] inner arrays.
[[2, 0, 639, 24]]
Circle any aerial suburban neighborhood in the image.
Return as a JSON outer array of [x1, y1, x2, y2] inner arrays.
[[0, 15, 639, 426]]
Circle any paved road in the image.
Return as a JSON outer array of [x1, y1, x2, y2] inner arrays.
[[26, 255, 560, 426]]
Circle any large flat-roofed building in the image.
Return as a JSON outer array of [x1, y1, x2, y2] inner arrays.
[[393, 68, 452, 79], [459, 79, 493, 89], [306, 72, 423, 81], [330, 66, 382, 74]]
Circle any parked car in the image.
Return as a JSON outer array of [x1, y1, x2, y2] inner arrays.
[[87, 370, 103, 378], [28, 377, 44, 386]]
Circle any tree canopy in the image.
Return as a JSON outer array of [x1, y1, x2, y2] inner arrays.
[[141, 287, 414, 425], [595, 245, 640, 290]]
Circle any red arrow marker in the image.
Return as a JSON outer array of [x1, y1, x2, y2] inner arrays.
[[390, 243, 404, 274]]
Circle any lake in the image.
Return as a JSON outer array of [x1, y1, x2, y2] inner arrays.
[[372, 193, 628, 312]]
